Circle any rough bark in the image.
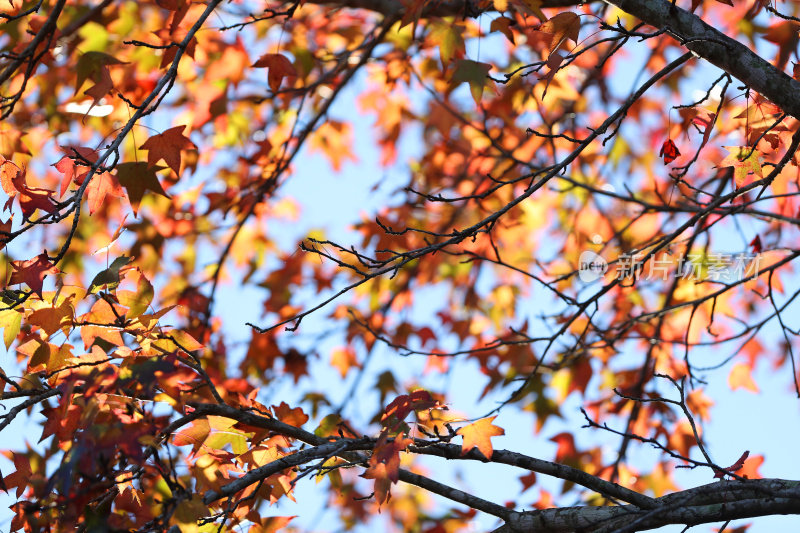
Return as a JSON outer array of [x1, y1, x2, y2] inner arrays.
[[603, 0, 800, 119], [494, 479, 800, 533]]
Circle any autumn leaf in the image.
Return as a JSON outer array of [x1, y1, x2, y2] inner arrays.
[[27, 295, 75, 336], [728, 363, 759, 393], [53, 146, 98, 197], [169, 495, 209, 532], [263, 402, 306, 430], [714, 450, 749, 479], [116, 270, 154, 318], [660, 139, 681, 164], [330, 346, 359, 377], [252, 53, 297, 92], [85, 172, 124, 215], [513, 0, 547, 20], [720, 146, 763, 187], [451, 59, 493, 105], [457, 416, 505, 459], [381, 390, 438, 433], [116, 162, 169, 215], [430, 22, 465, 65], [519, 471, 537, 492], [88, 256, 132, 294], [74, 51, 126, 110], [1, 159, 56, 219], [139, 126, 197, 175], [363, 436, 412, 504], [8, 252, 59, 297], [490, 16, 516, 44], [749, 235, 762, 253], [0, 308, 22, 349], [539, 11, 580, 55]]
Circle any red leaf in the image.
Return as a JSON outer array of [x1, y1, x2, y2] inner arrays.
[[714, 450, 750, 478], [381, 390, 437, 432], [139, 125, 197, 175], [749, 235, 762, 253], [8, 252, 60, 297], [53, 147, 98, 197], [660, 139, 680, 164], [252, 53, 297, 93]]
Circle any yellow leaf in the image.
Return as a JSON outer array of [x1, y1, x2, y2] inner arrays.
[[728, 363, 759, 393]]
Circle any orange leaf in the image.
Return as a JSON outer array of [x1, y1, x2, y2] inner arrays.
[[330, 346, 359, 378], [252, 53, 297, 93], [539, 11, 580, 55], [86, 171, 124, 215], [273, 402, 309, 427], [728, 363, 759, 393], [720, 146, 763, 187], [457, 416, 505, 459]]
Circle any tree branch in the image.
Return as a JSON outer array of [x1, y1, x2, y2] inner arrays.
[[496, 479, 800, 533], [300, 0, 586, 18], [603, 0, 800, 119]]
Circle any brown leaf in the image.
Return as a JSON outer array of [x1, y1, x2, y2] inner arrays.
[[252, 53, 297, 92], [139, 125, 197, 175]]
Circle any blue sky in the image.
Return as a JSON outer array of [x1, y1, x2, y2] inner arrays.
[[2, 7, 800, 533]]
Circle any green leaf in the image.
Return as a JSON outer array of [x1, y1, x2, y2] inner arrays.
[[88, 256, 132, 294], [0, 308, 22, 349], [430, 22, 465, 65], [116, 162, 169, 216], [451, 59, 493, 105]]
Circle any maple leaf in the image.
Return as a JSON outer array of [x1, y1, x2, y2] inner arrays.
[[88, 256, 132, 294], [86, 171, 124, 215], [714, 450, 750, 479], [74, 51, 126, 111], [78, 298, 126, 349], [720, 146, 763, 187], [430, 22, 465, 65], [451, 59, 493, 105], [381, 390, 438, 434], [539, 11, 580, 56], [513, 0, 547, 20], [116, 270, 154, 318], [139, 126, 197, 175], [363, 436, 412, 504], [728, 362, 759, 393], [660, 139, 681, 164], [330, 346, 359, 377], [519, 471, 537, 492], [27, 295, 75, 336], [457, 416, 505, 459], [490, 16, 516, 44], [8, 252, 59, 297], [252, 53, 298, 92], [0, 307, 22, 349], [53, 147, 98, 197], [0, 159, 56, 219], [116, 162, 169, 215]]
